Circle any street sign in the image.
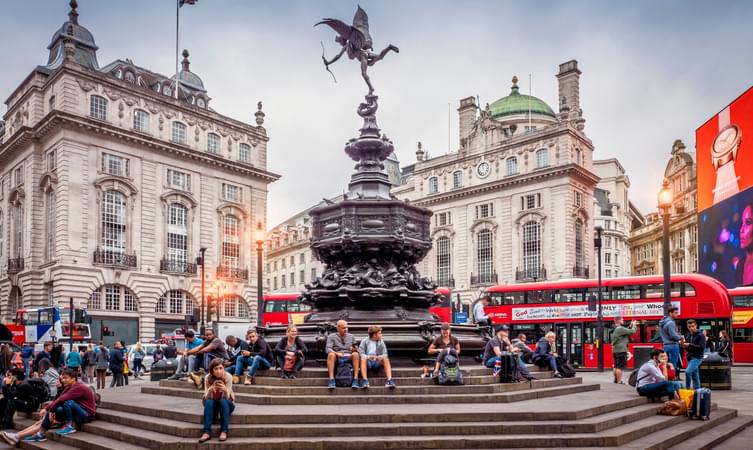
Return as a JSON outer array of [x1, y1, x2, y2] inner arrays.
[[454, 312, 468, 324]]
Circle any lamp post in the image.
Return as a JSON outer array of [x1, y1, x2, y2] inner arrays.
[[594, 225, 604, 372], [658, 180, 674, 314], [255, 222, 265, 327], [198, 247, 207, 335]]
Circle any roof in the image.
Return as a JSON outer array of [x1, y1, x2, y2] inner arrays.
[[489, 76, 556, 119]]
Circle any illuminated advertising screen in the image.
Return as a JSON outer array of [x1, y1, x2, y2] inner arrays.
[[697, 86, 753, 288]]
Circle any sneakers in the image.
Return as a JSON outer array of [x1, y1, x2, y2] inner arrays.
[[1, 431, 19, 446], [56, 424, 77, 436], [553, 371, 563, 378], [232, 375, 240, 384], [360, 379, 370, 389], [492, 367, 501, 377], [23, 432, 46, 442], [190, 371, 204, 388], [328, 379, 336, 390], [244, 376, 253, 385], [385, 379, 396, 389], [351, 379, 359, 389]]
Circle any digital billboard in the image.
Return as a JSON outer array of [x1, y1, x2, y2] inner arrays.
[[697, 85, 753, 288]]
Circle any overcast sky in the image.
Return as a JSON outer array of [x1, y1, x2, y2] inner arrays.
[[3, 0, 753, 227]]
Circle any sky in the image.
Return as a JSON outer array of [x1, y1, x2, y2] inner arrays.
[[2, 0, 753, 227]]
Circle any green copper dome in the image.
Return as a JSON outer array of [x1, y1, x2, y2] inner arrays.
[[489, 76, 556, 119]]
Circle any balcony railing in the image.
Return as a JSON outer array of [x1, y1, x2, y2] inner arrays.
[[436, 277, 455, 288], [470, 272, 498, 286], [93, 248, 137, 268], [7, 257, 24, 274], [217, 265, 248, 281], [160, 258, 197, 275], [573, 265, 590, 278], [515, 266, 547, 282]]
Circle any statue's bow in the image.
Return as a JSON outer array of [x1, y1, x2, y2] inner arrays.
[[320, 41, 337, 83]]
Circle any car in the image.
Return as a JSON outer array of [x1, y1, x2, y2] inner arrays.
[[126, 343, 161, 373]]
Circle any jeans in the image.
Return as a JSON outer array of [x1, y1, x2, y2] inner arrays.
[[436, 349, 458, 366], [275, 354, 305, 375], [175, 355, 197, 375], [685, 357, 702, 390], [203, 353, 224, 370], [485, 356, 500, 368], [42, 400, 91, 430], [235, 355, 271, 377], [534, 354, 557, 371], [133, 359, 144, 376], [21, 357, 30, 377], [664, 343, 681, 373], [203, 398, 235, 433], [637, 380, 682, 400], [110, 371, 124, 387]]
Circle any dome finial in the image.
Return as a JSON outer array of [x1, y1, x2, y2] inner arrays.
[[181, 49, 190, 71], [512, 76, 518, 87], [69, 0, 79, 25]]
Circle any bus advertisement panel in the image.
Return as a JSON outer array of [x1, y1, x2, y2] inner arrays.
[[730, 286, 753, 363]]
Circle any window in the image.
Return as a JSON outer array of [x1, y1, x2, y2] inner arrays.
[[157, 290, 192, 315], [290, 272, 295, 285], [605, 236, 612, 249], [237, 296, 249, 317], [300, 269, 305, 284], [172, 122, 186, 144], [436, 211, 451, 226], [45, 190, 55, 261], [281, 274, 287, 288], [522, 221, 542, 278], [506, 157, 518, 176], [575, 219, 584, 270], [605, 252, 612, 265], [167, 203, 188, 265], [436, 236, 451, 285], [574, 191, 583, 207], [89, 285, 138, 312], [102, 153, 130, 177], [521, 193, 541, 210], [223, 296, 236, 317], [221, 215, 241, 269], [475, 203, 494, 219], [14, 167, 23, 187], [89, 95, 107, 121], [46, 150, 56, 172], [222, 183, 241, 202], [273, 260, 278, 271], [12, 203, 24, 258], [290, 256, 295, 266], [606, 269, 612, 278], [281, 258, 286, 269], [207, 133, 220, 153], [48, 95, 55, 111], [239, 143, 251, 162], [536, 149, 549, 168], [452, 171, 463, 189], [133, 109, 149, 132], [476, 229, 494, 283], [429, 177, 438, 194], [311, 267, 318, 281], [101, 191, 127, 255], [167, 169, 191, 191], [575, 149, 582, 165], [273, 277, 278, 290], [300, 253, 305, 264]]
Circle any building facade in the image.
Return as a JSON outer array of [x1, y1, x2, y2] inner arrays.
[[0, 4, 278, 343], [629, 140, 698, 276]]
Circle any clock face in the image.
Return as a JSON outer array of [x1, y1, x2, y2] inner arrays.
[[477, 162, 491, 178], [713, 125, 740, 156]]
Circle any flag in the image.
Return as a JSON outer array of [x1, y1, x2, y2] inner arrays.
[[179, 0, 197, 6]]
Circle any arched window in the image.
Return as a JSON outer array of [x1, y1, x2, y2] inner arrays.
[[101, 190, 127, 259], [506, 157, 518, 176], [89, 284, 138, 312], [124, 71, 135, 83], [239, 143, 251, 162], [237, 296, 249, 318], [166, 203, 188, 267], [207, 133, 220, 153], [89, 95, 107, 121], [575, 218, 585, 271], [12, 202, 23, 259], [429, 177, 438, 194], [436, 236, 451, 286], [522, 221, 541, 279], [133, 109, 149, 132], [172, 122, 186, 144], [8, 287, 22, 318], [223, 295, 236, 317], [157, 290, 194, 315], [575, 148, 582, 165], [48, 95, 56, 112], [476, 229, 494, 283], [45, 190, 55, 262], [536, 149, 549, 168], [452, 171, 463, 189], [221, 215, 240, 269]]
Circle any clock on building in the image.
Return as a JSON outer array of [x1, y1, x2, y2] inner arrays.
[[477, 161, 491, 178]]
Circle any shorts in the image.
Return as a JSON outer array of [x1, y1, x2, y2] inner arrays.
[[613, 352, 628, 369], [367, 359, 383, 371]]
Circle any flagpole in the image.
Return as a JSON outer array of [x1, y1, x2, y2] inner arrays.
[[528, 73, 532, 132], [175, 0, 180, 100]]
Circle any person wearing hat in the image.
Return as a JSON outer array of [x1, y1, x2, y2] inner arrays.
[[473, 296, 491, 327], [427, 323, 461, 377], [483, 325, 533, 380]]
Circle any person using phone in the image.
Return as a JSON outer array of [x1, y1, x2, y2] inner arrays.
[[610, 316, 637, 384], [199, 358, 235, 443]]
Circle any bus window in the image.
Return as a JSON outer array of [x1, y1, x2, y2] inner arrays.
[[680, 282, 695, 297], [38, 310, 54, 326], [611, 285, 642, 300], [490, 292, 523, 305], [299, 303, 312, 312], [264, 301, 287, 313], [733, 328, 753, 343], [288, 301, 311, 313], [733, 295, 753, 307], [526, 290, 551, 304], [645, 284, 663, 299], [553, 289, 584, 303], [642, 320, 661, 343]]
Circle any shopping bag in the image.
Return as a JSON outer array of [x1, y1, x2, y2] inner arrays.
[[678, 389, 694, 409]]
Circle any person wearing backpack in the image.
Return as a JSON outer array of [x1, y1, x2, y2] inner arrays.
[[635, 348, 681, 401], [358, 325, 396, 389], [66, 347, 82, 376], [326, 320, 359, 390], [610, 316, 637, 384], [38, 358, 60, 398], [0, 368, 37, 429], [428, 323, 461, 378]]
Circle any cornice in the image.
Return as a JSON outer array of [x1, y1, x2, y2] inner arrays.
[[0, 111, 281, 183], [268, 239, 310, 257]]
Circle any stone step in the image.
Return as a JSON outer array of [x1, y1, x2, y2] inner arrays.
[[11, 418, 143, 450], [667, 415, 753, 450], [93, 402, 662, 439], [18, 439, 81, 450], [711, 417, 753, 450], [41, 407, 740, 449], [141, 380, 598, 405], [245, 374, 509, 386], [160, 376, 569, 395], [250, 365, 530, 378]]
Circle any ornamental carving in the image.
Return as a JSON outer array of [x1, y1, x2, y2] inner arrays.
[[103, 88, 121, 101], [76, 79, 95, 92]]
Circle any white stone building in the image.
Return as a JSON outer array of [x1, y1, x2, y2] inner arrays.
[[0, 4, 278, 343]]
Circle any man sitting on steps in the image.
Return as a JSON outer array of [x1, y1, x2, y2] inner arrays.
[[326, 320, 359, 390], [635, 348, 682, 402], [483, 325, 533, 381], [169, 330, 203, 380], [190, 329, 229, 388], [358, 325, 396, 389], [223, 335, 249, 384], [234, 329, 273, 385]]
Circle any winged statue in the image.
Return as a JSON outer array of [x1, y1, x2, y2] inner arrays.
[[316, 6, 399, 95]]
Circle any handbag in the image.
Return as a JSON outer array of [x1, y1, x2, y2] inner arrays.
[[678, 389, 695, 409], [283, 354, 297, 372], [658, 399, 688, 416]]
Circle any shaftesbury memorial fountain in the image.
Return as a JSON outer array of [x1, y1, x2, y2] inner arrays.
[[264, 7, 485, 360]]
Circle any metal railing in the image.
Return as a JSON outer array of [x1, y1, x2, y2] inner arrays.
[[515, 266, 547, 282], [573, 265, 590, 278], [216, 265, 248, 281], [93, 248, 137, 268], [470, 272, 498, 286], [160, 258, 197, 275], [437, 277, 455, 288]]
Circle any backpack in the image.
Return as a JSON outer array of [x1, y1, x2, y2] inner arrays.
[[438, 354, 464, 385], [555, 356, 576, 378], [498, 353, 518, 383], [628, 369, 650, 388], [25, 379, 51, 405], [335, 361, 354, 387]]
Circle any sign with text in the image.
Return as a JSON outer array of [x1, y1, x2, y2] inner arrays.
[[511, 301, 681, 321]]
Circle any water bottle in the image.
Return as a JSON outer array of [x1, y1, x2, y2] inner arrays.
[[493, 359, 502, 376]]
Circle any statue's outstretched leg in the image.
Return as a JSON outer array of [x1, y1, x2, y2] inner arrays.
[[361, 57, 375, 95]]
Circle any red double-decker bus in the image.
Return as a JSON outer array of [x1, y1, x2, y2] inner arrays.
[[430, 287, 453, 323], [730, 286, 753, 363], [261, 293, 312, 326], [479, 274, 731, 369]]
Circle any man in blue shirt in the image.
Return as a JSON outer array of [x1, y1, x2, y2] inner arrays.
[[659, 307, 683, 378], [169, 330, 203, 380]]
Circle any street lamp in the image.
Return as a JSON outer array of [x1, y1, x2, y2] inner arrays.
[[594, 225, 604, 372], [255, 222, 265, 326], [658, 179, 674, 314], [197, 247, 207, 335]]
